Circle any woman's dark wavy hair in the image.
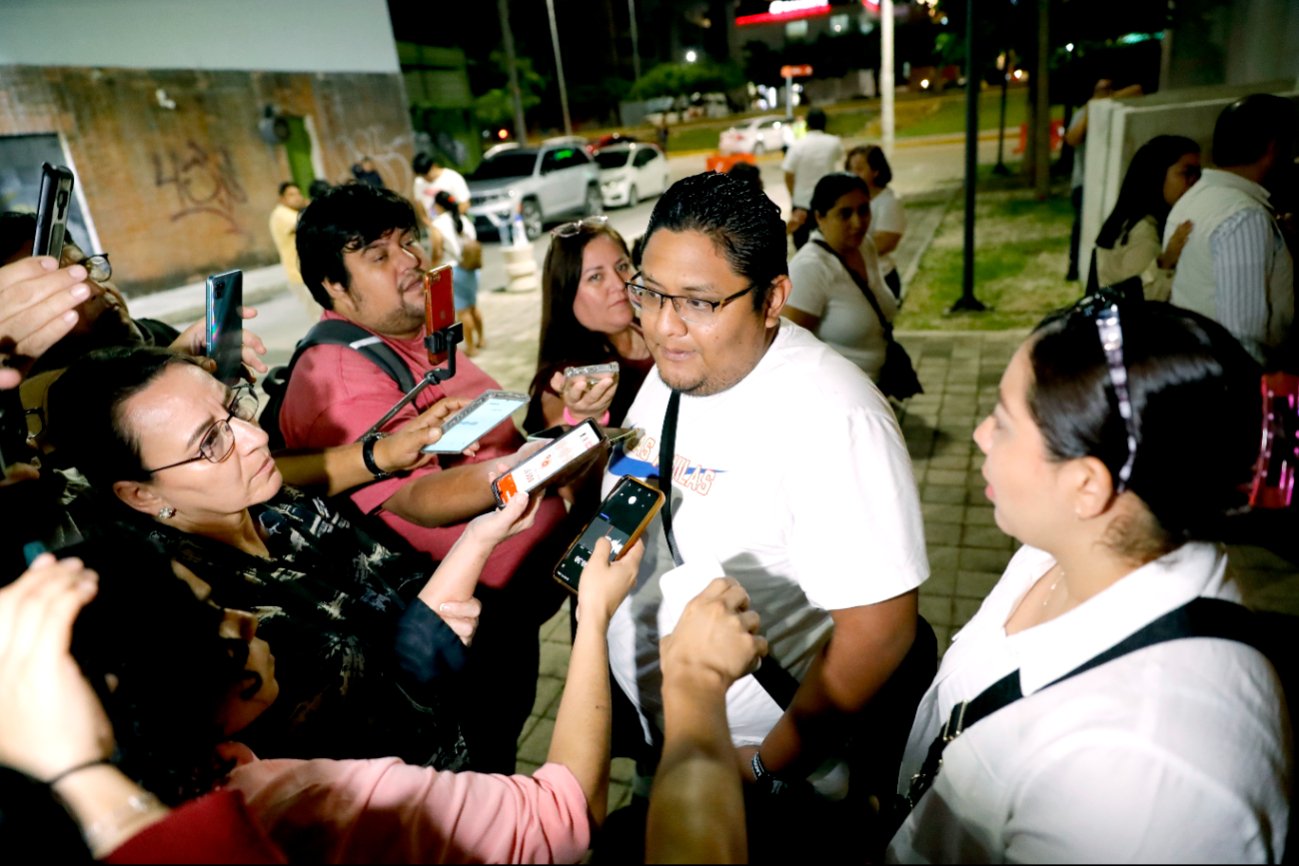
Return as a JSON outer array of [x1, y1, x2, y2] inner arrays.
[[642, 171, 787, 312], [845, 144, 892, 188], [1094, 135, 1199, 250], [47, 345, 204, 490], [295, 182, 419, 309], [1028, 300, 1261, 556], [529, 221, 633, 405], [809, 172, 872, 229], [16, 531, 252, 805]]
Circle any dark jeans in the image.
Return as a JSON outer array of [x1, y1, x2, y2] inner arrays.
[[791, 207, 813, 250], [884, 268, 903, 300], [1068, 186, 1083, 280]]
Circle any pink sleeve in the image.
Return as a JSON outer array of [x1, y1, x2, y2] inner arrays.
[[225, 758, 592, 864]]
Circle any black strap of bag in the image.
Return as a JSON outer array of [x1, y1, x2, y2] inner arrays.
[[812, 239, 896, 339], [902, 596, 1267, 814]]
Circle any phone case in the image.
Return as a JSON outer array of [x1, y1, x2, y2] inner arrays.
[[553, 476, 664, 593], [33, 164, 74, 259], [424, 265, 455, 365], [420, 390, 528, 454], [564, 362, 620, 379], [492, 419, 607, 506], [205, 270, 244, 386]]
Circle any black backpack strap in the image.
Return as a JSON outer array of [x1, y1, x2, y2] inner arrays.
[[297, 320, 416, 392], [905, 596, 1267, 811]]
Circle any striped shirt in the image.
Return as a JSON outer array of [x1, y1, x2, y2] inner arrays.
[[1209, 207, 1287, 362]]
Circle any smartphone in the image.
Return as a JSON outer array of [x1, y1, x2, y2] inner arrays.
[[553, 475, 664, 593], [421, 390, 528, 454], [424, 264, 455, 366], [492, 418, 607, 507], [204, 270, 244, 385], [526, 423, 569, 442], [33, 163, 75, 259]]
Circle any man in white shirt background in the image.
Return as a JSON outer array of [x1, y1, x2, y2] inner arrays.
[[783, 107, 845, 251]]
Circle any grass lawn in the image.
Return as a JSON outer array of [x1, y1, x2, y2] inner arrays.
[[897, 169, 1082, 332]]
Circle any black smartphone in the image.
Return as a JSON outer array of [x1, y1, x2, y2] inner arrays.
[[33, 163, 75, 259], [205, 270, 243, 385], [424, 264, 455, 366], [491, 418, 607, 507], [553, 475, 664, 593]]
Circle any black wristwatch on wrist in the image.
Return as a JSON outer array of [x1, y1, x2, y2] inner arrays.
[[750, 751, 789, 797], [361, 431, 393, 480]]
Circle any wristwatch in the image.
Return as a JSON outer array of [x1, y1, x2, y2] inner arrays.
[[750, 751, 788, 797], [361, 431, 393, 480]]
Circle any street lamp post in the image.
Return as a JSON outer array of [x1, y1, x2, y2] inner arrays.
[[628, 0, 642, 83], [951, 0, 986, 313], [881, 0, 895, 156], [497, 0, 527, 143], [545, 0, 573, 137]]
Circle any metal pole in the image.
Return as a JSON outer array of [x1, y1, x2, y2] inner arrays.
[[545, 0, 573, 137], [881, 0, 895, 155], [993, 14, 1010, 177], [628, 0, 642, 82], [1033, 0, 1050, 198], [785, 72, 794, 119], [951, 0, 986, 313], [497, 0, 528, 142]]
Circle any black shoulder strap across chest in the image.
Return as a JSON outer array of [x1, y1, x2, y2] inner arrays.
[[289, 320, 416, 392], [905, 596, 1269, 810]]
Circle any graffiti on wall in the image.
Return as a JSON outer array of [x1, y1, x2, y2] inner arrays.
[[330, 124, 413, 192], [152, 140, 249, 235]]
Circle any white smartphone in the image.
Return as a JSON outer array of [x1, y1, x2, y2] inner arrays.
[[421, 390, 528, 454], [492, 418, 607, 506]]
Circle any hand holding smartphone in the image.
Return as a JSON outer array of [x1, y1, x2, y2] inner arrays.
[[205, 270, 244, 385], [492, 419, 607, 506], [554, 475, 664, 592], [421, 390, 528, 454]]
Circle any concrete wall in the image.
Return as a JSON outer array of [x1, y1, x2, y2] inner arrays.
[[1078, 82, 1299, 288], [1166, 0, 1299, 91], [0, 65, 415, 295], [0, 0, 399, 73]]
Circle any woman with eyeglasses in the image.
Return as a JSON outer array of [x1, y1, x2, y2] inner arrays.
[[887, 298, 1290, 863], [47, 345, 544, 773], [783, 172, 897, 383], [524, 216, 653, 434], [1092, 135, 1201, 299]]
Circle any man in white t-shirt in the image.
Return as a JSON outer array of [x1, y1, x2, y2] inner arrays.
[[412, 151, 471, 222], [783, 108, 844, 250], [604, 171, 929, 804]]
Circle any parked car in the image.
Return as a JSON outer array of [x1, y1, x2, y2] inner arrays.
[[595, 142, 670, 209], [466, 138, 602, 241], [588, 132, 639, 154], [718, 115, 794, 156]]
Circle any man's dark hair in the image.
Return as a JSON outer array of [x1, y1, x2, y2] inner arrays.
[[278, 181, 299, 197], [643, 172, 787, 311], [806, 107, 828, 132], [1212, 94, 1299, 169], [725, 161, 763, 191], [307, 178, 332, 199], [412, 152, 435, 176], [295, 183, 419, 309]]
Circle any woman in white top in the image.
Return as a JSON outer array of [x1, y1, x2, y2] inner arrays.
[[784, 172, 897, 382], [887, 298, 1290, 863], [847, 144, 907, 299], [431, 190, 484, 356], [1092, 134, 1200, 300]]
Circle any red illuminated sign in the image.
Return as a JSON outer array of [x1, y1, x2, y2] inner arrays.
[[737, 0, 879, 27], [781, 65, 814, 77]]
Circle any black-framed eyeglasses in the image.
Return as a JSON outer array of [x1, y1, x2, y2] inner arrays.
[[551, 215, 609, 238], [1073, 287, 1139, 491], [625, 277, 758, 325], [143, 384, 259, 474]]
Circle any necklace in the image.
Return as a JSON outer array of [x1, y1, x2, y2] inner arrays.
[[1043, 568, 1065, 607]]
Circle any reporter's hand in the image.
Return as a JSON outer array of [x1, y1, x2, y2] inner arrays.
[[0, 554, 114, 782], [575, 536, 643, 625], [1, 461, 40, 487], [171, 306, 269, 379], [374, 397, 471, 473], [550, 370, 617, 420], [435, 598, 482, 646], [465, 487, 544, 547], [660, 577, 768, 695], [0, 257, 94, 385]]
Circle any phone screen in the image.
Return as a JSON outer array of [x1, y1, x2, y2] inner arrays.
[[493, 419, 605, 506], [424, 265, 455, 366], [421, 390, 528, 454], [33, 163, 75, 260], [554, 476, 663, 591], [205, 270, 244, 385]]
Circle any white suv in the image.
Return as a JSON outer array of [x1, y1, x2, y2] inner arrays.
[[467, 139, 603, 241]]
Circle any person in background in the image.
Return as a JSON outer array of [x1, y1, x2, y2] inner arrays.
[[430, 191, 484, 356], [784, 172, 896, 382], [846, 144, 908, 299], [1091, 135, 1200, 299], [350, 156, 385, 189], [725, 161, 764, 193], [524, 217, 652, 434], [267, 182, 320, 319], [412, 152, 471, 221], [889, 298, 1289, 863], [1166, 93, 1297, 366], [782, 107, 844, 251]]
